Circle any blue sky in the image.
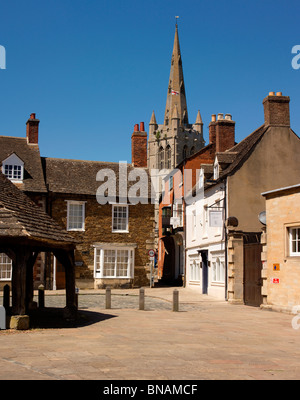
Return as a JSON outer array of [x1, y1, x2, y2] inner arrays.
[[0, 0, 299, 162]]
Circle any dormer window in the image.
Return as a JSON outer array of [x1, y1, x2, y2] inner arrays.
[[2, 153, 24, 182]]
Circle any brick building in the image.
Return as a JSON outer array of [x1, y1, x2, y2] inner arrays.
[[157, 113, 235, 286]]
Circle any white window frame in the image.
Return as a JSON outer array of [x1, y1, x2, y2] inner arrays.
[[211, 255, 225, 284], [214, 162, 219, 180], [192, 209, 197, 240], [66, 201, 86, 231], [94, 245, 135, 279], [189, 258, 201, 283], [112, 205, 129, 233], [203, 205, 208, 238], [0, 253, 12, 281], [289, 227, 300, 256], [2, 153, 24, 182]]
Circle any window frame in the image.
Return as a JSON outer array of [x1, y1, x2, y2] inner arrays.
[[158, 146, 165, 170], [289, 226, 300, 256], [0, 253, 12, 281], [112, 204, 129, 233], [66, 200, 86, 232], [94, 246, 135, 279], [2, 153, 24, 183], [211, 255, 225, 284]]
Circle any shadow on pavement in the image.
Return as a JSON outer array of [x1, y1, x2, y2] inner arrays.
[[28, 307, 116, 330]]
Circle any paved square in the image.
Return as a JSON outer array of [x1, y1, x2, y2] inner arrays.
[[0, 288, 300, 380]]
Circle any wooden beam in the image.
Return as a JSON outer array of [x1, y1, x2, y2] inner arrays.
[[53, 249, 77, 320], [11, 247, 32, 315]]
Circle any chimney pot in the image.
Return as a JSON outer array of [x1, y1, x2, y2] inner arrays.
[[225, 114, 232, 121], [217, 113, 224, 121], [134, 123, 139, 132], [269, 92, 275, 96], [211, 114, 216, 122], [276, 92, 282, 96], [30, 113, 36, 120], [140, 122, 145, 131]]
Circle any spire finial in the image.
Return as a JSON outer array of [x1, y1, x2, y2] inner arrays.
[[175, 16, 179, 28]]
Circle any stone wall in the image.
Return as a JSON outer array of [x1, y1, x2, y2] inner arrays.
[[49, 193, 155, 289]]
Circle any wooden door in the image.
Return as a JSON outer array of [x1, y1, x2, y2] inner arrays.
[[244, 243, 263, 306]]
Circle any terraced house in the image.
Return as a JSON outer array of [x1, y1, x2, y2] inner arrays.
[[0, 114, 155, 290]]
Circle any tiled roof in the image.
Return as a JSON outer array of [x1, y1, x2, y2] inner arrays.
[[208, 124, 268, 186], [0, 172, 77, 245], [0, 136, 47, 193], [219, 125, 267, 178], [43, 157, 154, 200]]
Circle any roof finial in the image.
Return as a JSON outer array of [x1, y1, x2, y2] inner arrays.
[[175, 16, 179, 28]]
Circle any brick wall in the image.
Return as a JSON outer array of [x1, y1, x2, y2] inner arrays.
[[131, 131, 148, 168], [263, 94, 290, 127]]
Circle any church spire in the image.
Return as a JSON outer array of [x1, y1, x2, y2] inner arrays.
[[164, 23, 189, 128]]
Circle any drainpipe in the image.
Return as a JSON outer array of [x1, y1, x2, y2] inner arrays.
[[224, 179, 228, 301]]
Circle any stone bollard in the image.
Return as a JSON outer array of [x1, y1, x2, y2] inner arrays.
[[173, 289, 179, 312], [3, 284, 10, 311], [38, 284, 45, 308], [0, 306, 6, 330], [139, 288, 145, 311], [105, 286, 111, 309]]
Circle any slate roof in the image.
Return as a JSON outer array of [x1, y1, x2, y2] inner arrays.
[[43, 157, 154, 200], [0, 136, 47, 193], [0, 172, 77, 245]]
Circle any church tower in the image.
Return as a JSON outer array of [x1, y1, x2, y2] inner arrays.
[[147, 23, 205, 171]]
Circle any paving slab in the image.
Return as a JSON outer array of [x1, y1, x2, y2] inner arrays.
[[0, 287, 300, 380]]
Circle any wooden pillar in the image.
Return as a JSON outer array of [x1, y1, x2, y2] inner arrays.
[[12, 247, 29, 315], [26, 252, 39, 310], [54, 249, 77, 320]]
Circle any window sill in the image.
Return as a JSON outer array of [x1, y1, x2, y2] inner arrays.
[[67, 229, 85, 232], [94, 276, 133, 279], [112, 230, 129, 234]]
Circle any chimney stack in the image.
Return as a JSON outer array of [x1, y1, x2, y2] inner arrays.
[[215, 114, 235, 153], [26, 113, 40, 144], [131, 122, 148, 168], [263, 92, 290, 127], [209, 115, 217, 145], [209, 113, 235, 152]]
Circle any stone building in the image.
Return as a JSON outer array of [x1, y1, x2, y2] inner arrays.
[[147, 24, 205, 172], [261, 184, 300, 312], [0, 115, 155, 290], [43, 157, 155, 289], [0, 114, 47, 289]]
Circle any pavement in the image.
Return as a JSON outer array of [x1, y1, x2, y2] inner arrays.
[[1, 286, 300, 380]]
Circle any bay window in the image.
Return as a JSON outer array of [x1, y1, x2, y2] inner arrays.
[[94, 246, 135, 279]]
